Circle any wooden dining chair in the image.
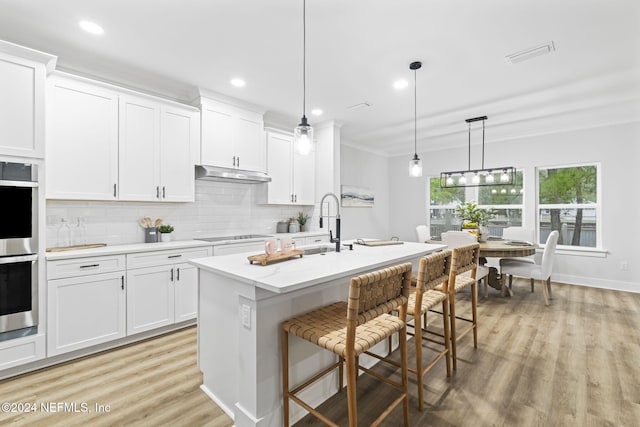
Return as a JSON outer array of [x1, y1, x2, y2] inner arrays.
[[280, 263, 412, 427]]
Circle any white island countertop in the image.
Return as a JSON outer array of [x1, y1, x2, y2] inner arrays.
[[190, 241, 446, 294]]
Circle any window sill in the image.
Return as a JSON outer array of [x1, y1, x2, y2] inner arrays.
[[541, 246, 608, 258]]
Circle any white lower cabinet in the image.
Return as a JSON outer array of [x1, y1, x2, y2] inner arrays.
[[47, 272, 126, 356], [47, 254, 127, 356], [46, 245, 211, 357], [126, 247, 211, 335]]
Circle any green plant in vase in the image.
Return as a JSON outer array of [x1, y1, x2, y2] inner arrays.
[[455, 202, 495, 240], [158, 224, 175, 242], [297, 212, 310, 232]]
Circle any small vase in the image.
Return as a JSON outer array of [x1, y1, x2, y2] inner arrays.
[[160, 233, 172, 242], [299, 224, 307, 232], [479, 225, 489, 242]]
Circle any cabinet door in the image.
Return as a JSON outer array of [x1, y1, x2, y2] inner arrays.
[[0, 53, 45, 158], [201, 103, 235, 168], [293, 148, 316, 205], [46, 78, 119, 200], [174, 262, 198, 322], [266, 132, 293, 204], [127, 265, 174, 335], [160, 105, 196, 202], [47, 272, 126, 356], [234, 112, 264, 172], [119, 95, 161, 201]]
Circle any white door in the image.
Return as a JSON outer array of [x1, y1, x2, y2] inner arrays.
[[160, 106, 196, 202], [46, 77, 119, 200], [47, 272, 126, 356], [119, 95, 160, 201], [266, 132, 293, 204], [126, 266, 174, 335], [174, 262, 198, 322], [201, 104, 235, 168], [293, 148, 316, 205]]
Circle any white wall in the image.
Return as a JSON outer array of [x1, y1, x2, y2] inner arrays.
[[46, 181, 316, 247], [387, 121, 640, 292], [339, 144, 390, 240]]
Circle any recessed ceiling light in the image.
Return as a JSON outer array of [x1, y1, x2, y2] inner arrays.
[[311, 109, 323, 116], [393, 79, 408, 90], [230, 78, 245, 87], [79, 20, 104, 35]]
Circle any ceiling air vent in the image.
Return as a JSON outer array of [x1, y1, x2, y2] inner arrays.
[[346, 102, 372, 111], [505, 41, 555, 64]]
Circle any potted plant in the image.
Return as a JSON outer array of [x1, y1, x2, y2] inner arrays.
[[455, 202, 495, 241], [297, 212, 310, 232], [158, 224, 175, 242]]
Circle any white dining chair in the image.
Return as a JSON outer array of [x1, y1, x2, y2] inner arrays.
[[415, 225, 430, 243], [499, 230, 559, 305], [441, 231, 490, 297], [502, 226, 537, 268]]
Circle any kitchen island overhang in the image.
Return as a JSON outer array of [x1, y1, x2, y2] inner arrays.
[[191, 241, 445, 427]]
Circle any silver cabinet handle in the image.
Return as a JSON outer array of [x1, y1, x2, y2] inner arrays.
[[121, 275, 124, 290], [233, 156, 236, 167], [162, 186, 166, 198], [170, 267, 174, 282], [156, 186, 160, 199], [237, 157, 240, 168], [113, 183, 117, 198], [168, 254, 182, 259], [176, 267, 180, 281]]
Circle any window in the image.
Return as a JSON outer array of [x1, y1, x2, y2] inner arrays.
[[477, 170, 524, 237], [429, 177, 465, 237], [428, 170, 524, 238], [537, 164, 599, 248]]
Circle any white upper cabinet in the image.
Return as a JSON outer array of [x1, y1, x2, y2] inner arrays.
[[47, 76, 119, 200], [119, 95, 160, 201], [200, 97, 264, 172], [160, 105, 198, 202], [0, 41, 56, 158], [46, 73, 198, 202], [263, 130, 316, 205]]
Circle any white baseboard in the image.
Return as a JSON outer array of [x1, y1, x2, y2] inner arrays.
[[200, 384, 235, 421], [552, 274, 639, 294]]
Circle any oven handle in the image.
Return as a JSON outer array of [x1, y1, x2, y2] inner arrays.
[[0, 179, 38, 188], [0, 254, 38, 264]]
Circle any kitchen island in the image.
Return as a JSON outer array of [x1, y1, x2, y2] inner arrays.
[[190, 241, 445, 427]]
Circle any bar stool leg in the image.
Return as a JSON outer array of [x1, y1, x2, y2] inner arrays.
[[414, 311, 425, 411], [400, 323, 409, 426], [280, 327, 290, 427], [442, 300, 452, 377], [345, 350, 358, 427], [472, 282, 478, 348], [449, 292, 458, 371]]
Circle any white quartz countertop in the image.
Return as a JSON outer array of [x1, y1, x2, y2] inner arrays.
[[46, 240, 214, 260], [190, 241, 446, 294]]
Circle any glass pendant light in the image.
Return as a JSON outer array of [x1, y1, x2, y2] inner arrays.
[[408, 61, 422, 177], [294, 0, 313, 155]]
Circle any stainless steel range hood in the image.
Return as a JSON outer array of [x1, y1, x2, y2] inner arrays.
[[195, 165, 271, 183]]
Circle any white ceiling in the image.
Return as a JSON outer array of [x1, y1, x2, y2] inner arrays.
[[1, 0, 638, 156]]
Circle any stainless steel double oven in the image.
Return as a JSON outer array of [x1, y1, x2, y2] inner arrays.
[[0, 161, 39, 340]]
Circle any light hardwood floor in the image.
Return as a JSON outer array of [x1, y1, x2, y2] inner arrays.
[[0, 327, 233, 427], [1, 281, 638, 426], [294, 280, 640, 426]]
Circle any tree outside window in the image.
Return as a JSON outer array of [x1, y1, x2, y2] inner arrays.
[[538, 165, 598, 247]]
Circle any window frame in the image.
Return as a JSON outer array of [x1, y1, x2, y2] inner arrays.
[[535, 162, 602, 250]]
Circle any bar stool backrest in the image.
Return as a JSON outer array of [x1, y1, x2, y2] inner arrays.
[[416, 250, 452, 294], [450, 243, 480, 278]]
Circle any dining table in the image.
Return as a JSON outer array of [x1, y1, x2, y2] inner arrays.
[[430, 238, 537, 297]]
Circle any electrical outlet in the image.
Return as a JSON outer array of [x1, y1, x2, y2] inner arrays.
[[241, 304, 251, 329], [620, 261, 628, 271]]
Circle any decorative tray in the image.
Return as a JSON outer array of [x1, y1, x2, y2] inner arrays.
[[248, 249, 304, 266], [354, 239, 404, 247]]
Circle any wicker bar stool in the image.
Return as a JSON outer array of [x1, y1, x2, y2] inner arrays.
[[371, 250, 453, 411], [442, 243, 480, 370], [280, 263, 413, 427]]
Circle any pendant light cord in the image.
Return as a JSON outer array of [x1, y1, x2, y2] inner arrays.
[[481, 119, 485, 169], [414, 67, 417, 156], [302, 0, 306, 118], [468, 121, 471, 170]]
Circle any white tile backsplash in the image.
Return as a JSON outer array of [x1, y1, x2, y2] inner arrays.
[[46, 180, 317, 248]]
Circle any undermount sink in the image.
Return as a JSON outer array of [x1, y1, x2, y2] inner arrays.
[[302, 246, 336, 255]]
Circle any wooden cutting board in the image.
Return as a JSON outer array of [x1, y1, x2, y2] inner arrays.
[[248, 249, 304, 266], [354, 239, 404, 247], [46, 243, 107, 252]]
